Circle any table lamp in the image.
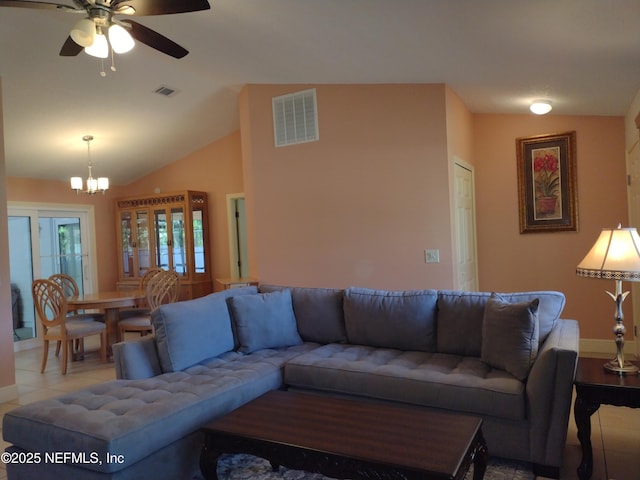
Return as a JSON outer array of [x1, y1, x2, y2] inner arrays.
[[576, 225, 640, 374]]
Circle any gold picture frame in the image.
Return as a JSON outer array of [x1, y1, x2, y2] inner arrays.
[[516, 131, 578, 233]]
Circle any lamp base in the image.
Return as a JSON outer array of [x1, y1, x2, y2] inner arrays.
[[603, 359, 639, 375]]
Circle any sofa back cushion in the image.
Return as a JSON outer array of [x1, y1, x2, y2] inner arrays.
[[227, 289, 304, 354], [343, 287, 438, 352], [152, 286, 257, 372], [437, 290, 565, 356], [259, 285, 347, 343]]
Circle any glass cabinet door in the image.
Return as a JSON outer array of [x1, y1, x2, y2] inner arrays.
[[154, 208, 168, 270], [171, 207, 186, 275], [136, 210, 150, 276], [192, 207, 205, 273], [120, 211, 134, 278]]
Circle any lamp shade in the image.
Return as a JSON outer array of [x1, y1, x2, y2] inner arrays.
[[576, 226, 640, 281], [108, 24, 134, 54], [70, 177, 83, 190], [70, 18, 95, 47], [85, 32, 108, 58]]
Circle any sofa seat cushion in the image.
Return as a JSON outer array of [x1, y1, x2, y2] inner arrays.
[[2, 343, 317, 474], [284, 343, 525, 421]]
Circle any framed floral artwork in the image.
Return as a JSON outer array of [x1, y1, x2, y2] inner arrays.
[[516, 131, 578, 233]]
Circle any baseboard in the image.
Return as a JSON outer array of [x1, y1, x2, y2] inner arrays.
[[0, 383, 18, 403], [580, 338, 638, 358]]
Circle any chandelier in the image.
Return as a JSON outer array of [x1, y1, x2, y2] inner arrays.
[[70, 135, 109, 195]]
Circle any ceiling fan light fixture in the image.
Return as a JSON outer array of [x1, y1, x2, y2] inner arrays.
[[108, 24, 135, 54], [530, 100, 553, 115], [85, 31, 108, 58], [70, 18, 95, 47]]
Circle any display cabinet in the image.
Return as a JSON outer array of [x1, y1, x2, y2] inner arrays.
[[115, 190, 212, 299]]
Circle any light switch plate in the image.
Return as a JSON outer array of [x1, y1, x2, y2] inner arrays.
[[425, 249, 440, 263]]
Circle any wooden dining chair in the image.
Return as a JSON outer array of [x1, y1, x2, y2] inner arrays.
[[49, 273, 105, 358], [117, 270, 180, 342], [117, 267, 164, 321], [32, 279, 107, 375]]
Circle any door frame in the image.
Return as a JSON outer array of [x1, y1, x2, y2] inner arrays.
[[226, 193, 248, 279], [8, 202, 98, 351]]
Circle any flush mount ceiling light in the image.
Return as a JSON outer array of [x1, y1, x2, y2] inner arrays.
[[70, 135, 109, 195], [530, 100, 553, 115]]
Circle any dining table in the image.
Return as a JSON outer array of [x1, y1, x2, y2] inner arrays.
[[67, 289, 145, 358]]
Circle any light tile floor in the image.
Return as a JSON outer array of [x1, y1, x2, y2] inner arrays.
[[0, 343, 639, 480]]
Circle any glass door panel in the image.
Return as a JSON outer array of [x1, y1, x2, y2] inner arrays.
[[171, 207, 186, 275], [136, 210, 150, 276], [8, 216, 35, 342], [39, 217, 84, 293], [120, 211, 134, 278]]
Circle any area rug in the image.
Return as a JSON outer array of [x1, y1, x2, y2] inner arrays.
[[212, 453, 535, 480]]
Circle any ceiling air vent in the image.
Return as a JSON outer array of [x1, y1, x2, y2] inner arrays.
[[272, 88, 319, 147], [154, 85, 179, 97]]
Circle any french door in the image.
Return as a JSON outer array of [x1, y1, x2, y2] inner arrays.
[[8, 203, 97, 351]]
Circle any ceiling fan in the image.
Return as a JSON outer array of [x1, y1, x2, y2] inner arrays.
[[0, 0, 211, 59]]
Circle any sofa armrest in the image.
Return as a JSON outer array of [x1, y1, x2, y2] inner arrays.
[[112, 337, 163, 379], [526, 318, 579, 470]]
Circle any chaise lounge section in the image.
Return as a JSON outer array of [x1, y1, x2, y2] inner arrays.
[[2, 284, 579, 479]]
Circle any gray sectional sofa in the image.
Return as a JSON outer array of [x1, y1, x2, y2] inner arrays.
[[2, 285, 579, 480]]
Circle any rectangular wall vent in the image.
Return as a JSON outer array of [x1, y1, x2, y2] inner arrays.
[[272, 88, 319, 147]]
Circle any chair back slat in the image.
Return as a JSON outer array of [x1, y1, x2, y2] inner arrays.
[[147, 271, 180, 311], [48, 273, 80, 297], [32, 279, 68, 332]]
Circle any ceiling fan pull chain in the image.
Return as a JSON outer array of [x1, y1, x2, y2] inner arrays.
[[100, 58, 106, 77], [110, 48, 117, 72]]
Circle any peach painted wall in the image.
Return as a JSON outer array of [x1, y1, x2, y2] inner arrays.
[[239, 84, 457, 290], [0, 77, 17, 398], [474, 115, 628, 340], [6, 177, 121, 291], [122, 131, 245, 289]]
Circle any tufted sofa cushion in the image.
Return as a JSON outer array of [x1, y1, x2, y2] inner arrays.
[[284, 343, 525, 421], [2, 344, 317, 474]]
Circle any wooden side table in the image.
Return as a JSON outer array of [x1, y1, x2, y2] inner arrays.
[[573, 356, 640, 480]]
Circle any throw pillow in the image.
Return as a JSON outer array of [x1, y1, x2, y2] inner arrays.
[[152, 286, 258, 372], [227, 289, 303, 354], [481, 293, 540, 381]]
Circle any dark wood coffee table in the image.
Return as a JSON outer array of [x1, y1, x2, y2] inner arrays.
[[574, 356, 640, 480], [200, 390, 488, 480]]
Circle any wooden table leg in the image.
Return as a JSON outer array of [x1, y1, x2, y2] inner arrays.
[[103, 307, 120, 359], [472, 430, 489, 480], [574, 394, 600, 480]]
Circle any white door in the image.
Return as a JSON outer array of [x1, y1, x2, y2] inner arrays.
[[453, 161, 479, 291], [8, 203, 98, 351], [626, 136, 640, 357]]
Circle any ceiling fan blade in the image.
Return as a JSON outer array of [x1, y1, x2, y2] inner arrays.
[[60, 35, 83, 56], [113, 0, 210, 16], [0, 0, 80, 11], [122, 20, 188, 58]]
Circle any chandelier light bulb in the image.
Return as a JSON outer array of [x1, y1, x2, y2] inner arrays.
[[108, 24, 135, 54], [530, 100, 553, 115]]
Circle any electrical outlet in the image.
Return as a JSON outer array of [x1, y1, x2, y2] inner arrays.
[[425, 249, 440, 263]]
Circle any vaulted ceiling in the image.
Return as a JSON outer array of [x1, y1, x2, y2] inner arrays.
[[1, 0, 639, 186]]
